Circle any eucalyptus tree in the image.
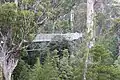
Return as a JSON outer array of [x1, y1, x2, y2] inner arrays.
[[0, 0, 80, 80], [0, 0, 54, 79], [0, 3, 38, 80], [82, 0, 95, 80]]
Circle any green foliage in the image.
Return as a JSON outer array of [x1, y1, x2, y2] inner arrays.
[[73, 45, 120, 80], [54, 20, 70, 33], [87, 45, 120, 80], [28, 49, 74, 80], [5, 1, 120, 80], [58, 49, 73, 80], [0, 2, 37, 43], [90, 45, 113, 64], [14, 49, 75, 80], [13, 37, 120, 80], [22, 0, 34, 4], [97, 35, 118, 59], [0, 3, 16, 25], [94, 13, 106, 35], [36, 0, 75, 33], [29, 57, 59, 80], [13, 59, 30, 80]]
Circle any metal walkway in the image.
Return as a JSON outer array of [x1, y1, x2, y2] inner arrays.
[[32, 32, 82, 42]]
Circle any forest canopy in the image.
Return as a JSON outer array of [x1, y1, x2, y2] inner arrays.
[[0, 0, 120, 80]]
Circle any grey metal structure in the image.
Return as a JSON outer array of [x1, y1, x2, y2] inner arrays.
[[26, 32, 83, 52], [32, 32, 82, 42]]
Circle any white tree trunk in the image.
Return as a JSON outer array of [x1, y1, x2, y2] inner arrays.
[[83, 0, 94, 80], [0, 35, 19, 80], [70, 9, 74, 32], [3, 62, 12, 80], [2, 57, 18, 80], [87, 0, 94, 40], [15, 0, 18, 7]]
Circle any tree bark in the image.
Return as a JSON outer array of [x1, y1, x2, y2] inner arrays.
[[14, 0, 18, 6], [0, 31, 19, 80], [117, 25, 120, 56], [1, 1, 19, 80], [83, 0, 94, 80], [70, 9, 74, 32], [2, 57, 18, 80]]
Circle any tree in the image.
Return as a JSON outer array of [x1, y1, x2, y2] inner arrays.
[[83, 0, 94, 80], [0, 0, 53, 78], [12, 59, 30, 80], [0, 2, 38, 80], [29, 54, 59, 80], [57, 49, 73, 80], [0, 0, 74, 79], [73, 44, 120, 80], [87, 45, 120, 80]]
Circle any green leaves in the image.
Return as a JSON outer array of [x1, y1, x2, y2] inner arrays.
[[0, 3, 16, 26], [90, 45, 109, 61], [22, 0, 34, 5], [29, 56, 59, 80], [13, 59, 30, 80], [0, 2, 37, 43]]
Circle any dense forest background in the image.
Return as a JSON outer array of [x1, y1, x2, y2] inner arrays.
[[0, 0, 120, 80]]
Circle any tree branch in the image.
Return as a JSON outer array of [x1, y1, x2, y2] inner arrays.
[[0, 31, 4, 38], [37, 17, 47, 25]]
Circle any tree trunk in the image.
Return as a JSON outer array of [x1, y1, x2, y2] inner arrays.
[[70, 9, 74, 32], [3, 70, 12, 80], [117, 25, 120, 56], [83, 0, 94, 80], [3, 60, 12, 80], [15, 0, 18, 6], [2, 58, 18, 80], [0, 36, 19, 80], [0, 66, 3, 80]]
